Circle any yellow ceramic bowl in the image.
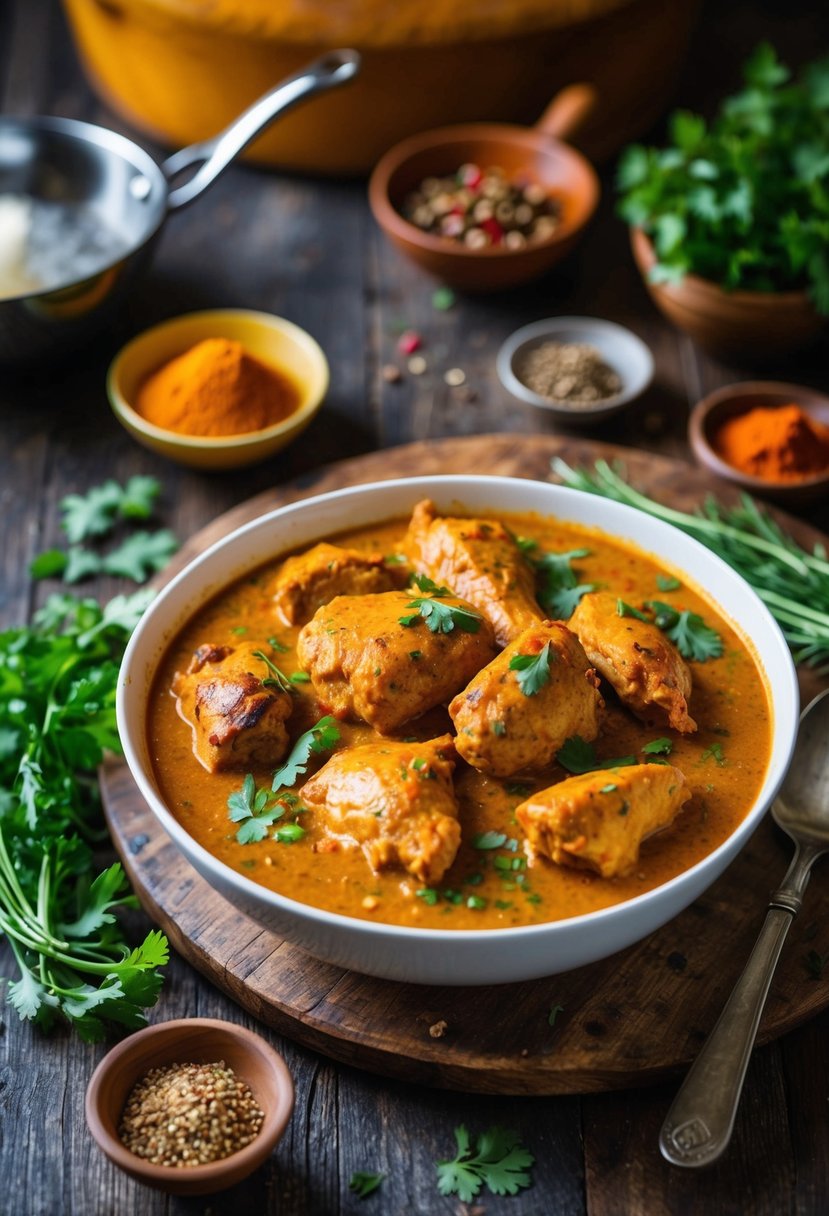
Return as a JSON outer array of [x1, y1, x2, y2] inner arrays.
[[108, 309, 329, 470]]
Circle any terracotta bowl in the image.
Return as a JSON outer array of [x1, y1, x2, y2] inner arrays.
[[108, 309, 329, 471], [85, 1018, 294, 1195], [689, 380, 829, 507], [368, 85, 600, 292], [630, 228, 826, 362]]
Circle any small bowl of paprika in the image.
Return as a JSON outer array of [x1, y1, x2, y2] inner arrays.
[[689, 380, 829, 506], [108, 309, 329, 470]]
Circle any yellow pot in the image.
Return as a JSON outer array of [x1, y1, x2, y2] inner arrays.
[[62, 0, 699, 174]]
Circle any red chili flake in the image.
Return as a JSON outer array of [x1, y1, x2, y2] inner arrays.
[[481, 218, 504, 245], [398, 330, 422, 355], [458, 163, 482, 189]]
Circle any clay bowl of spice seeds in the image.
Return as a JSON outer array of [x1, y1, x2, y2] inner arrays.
[[108, 308, 329, 470], [85, 1018, 294, 1195], [497, 316, 654, 425], [368, 84, 600, 292], [689, 381, 829, 506]]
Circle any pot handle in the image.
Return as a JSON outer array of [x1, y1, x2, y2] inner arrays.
[[163, 49, 361, 211], [533, 83, 598, 144]]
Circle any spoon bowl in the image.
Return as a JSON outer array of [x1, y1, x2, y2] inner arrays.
[[660, 689, 829, 1168]]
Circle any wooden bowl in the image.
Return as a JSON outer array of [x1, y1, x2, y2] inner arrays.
[[688, 381, 829, 506], [108, 309, 329, 470], [630, 228, 826, 362], [85, 1018, 294, 1195], [368, 85, 600, 292]]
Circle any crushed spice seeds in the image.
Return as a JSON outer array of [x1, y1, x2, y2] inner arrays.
[[118, 1060, 264, 1168], [516, 341, 623, 407]]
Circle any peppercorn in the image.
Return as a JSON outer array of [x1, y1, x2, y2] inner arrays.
[[401, 164, 560, 248]]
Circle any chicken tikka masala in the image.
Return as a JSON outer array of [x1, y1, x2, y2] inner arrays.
[[148, 499, 771, 929]]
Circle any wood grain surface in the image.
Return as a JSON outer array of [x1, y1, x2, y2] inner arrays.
[[101, 433, 829, 1094]]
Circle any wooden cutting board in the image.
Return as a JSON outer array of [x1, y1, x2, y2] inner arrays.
[[101, 434, 829, 1095]]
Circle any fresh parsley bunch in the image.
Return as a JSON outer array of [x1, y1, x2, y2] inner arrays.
[[0, 590, 168, 1040], [618, 44, 829, 310]]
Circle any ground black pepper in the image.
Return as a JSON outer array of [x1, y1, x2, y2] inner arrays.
[[516, 342, 622, 406]]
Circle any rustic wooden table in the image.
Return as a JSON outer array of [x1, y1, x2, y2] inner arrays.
[[3, 2, 829, 1213]]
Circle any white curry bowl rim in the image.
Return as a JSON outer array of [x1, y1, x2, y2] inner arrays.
[[117, 475, 799, 986]]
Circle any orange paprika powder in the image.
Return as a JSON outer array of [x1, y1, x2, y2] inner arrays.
[[135, 337, 301, 437], [712, 403, 829, 482]]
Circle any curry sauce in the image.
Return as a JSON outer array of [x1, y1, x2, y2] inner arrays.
[[147, 511, 772, 930]]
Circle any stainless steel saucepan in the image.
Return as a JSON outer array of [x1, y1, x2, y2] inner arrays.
[[0, 50, 360, 366]]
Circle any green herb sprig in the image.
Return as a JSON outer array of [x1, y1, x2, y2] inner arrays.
[[0, 590, 168, 1038], [618, 44, 829, 311], [518, 540, 595, 618], [554, 457, 829, 674], [399, 575, 482, 634], [509, 642, 553, 696], [436, 1124, 535, 1202]]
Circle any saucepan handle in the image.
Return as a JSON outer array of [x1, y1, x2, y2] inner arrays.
[[163, 49, 361, 211], [534, 83, 598, 144]]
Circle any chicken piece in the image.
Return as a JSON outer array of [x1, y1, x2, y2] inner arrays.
[[449, 621, 603, 777], [403, 498, 541, 647], [172, 641, 293, 773], [516, 763, 691, 878], [272, 542, 404, 626], [301, 735, 460, 884], [570, 591, 697, 734], [297, 588, 496, 734]]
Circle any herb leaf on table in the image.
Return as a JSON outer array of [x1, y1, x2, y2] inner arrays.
[[0, 593, 169, 1038], [436, 1124, 534, 1202]]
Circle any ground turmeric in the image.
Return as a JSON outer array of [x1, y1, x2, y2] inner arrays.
[[135, 337, 301, 437], [712, 403, 829, 482]]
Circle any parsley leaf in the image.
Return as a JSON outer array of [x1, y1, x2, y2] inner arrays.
[[101, 530, 178, 582], [349, 1172, 385, 1199], [60, 482, 124, 543], [271, 716, 340, 791], [509, 642, 553, 696], [436, 1125, 534, 1202]]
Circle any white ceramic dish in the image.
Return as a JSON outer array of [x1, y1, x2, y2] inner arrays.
[[496, 316, 654, 425], [118, 476, 798, 986]]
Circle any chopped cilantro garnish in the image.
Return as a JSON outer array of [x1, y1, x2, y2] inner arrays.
[[509, 641, 553, 696], [656, 574, 682, 592], [399, 578, 483, 634], [556, 735, 636, 774], [701, 742, 726, 766], [416, 887, 439, 905], [644, 600, 724, 661], [473, 831, 507, 850], [271, 716, 340, 791], [642, 737, 673, 756], [548, 1004, 565, 1028], [617, 599, 651, 623]]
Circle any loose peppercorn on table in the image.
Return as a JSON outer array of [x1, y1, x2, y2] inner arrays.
[[3, 2, 829, 1214]]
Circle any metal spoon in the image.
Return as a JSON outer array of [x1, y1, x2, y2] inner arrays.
[[660, 687, 829, 1168]]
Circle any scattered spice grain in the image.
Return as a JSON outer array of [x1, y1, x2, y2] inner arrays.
[[515, 341, 622, 406], [429, 1019, 449, 1038], [119, 1060, 264, 1168], [408, 355, 427, 376], [444, 368, 466, 387]]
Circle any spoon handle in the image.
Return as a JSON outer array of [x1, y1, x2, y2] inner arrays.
[[659, 845, 817, 1168]]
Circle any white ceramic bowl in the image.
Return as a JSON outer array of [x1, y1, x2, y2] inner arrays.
[[496, 316, 654, 425], [117, 476, 798, 986]]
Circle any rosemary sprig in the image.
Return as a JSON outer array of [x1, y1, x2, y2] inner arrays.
[[552, 457, 829, 673]]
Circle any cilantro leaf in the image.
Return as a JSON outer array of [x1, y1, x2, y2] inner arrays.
[[399, 588, 482, 634], [436, 1124, 534, 1202], [530, 548, 594, 619], [656, 574, 682, 592], [473, 831, 507, 850], [644, 600, 724, 661], [101, 530, 178, 582], [117, 475, 161, 520], [349, 1172, 385, 1199], [556, 736, 637, 774], [60, 482, 123, 543], [29, 549, 68, 580], [642, 737, 673, 756], [252, 649, 295, 695], [701, 742, 726, 766], [271, 716, 340, 791], [509, 642, 553, 696]]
